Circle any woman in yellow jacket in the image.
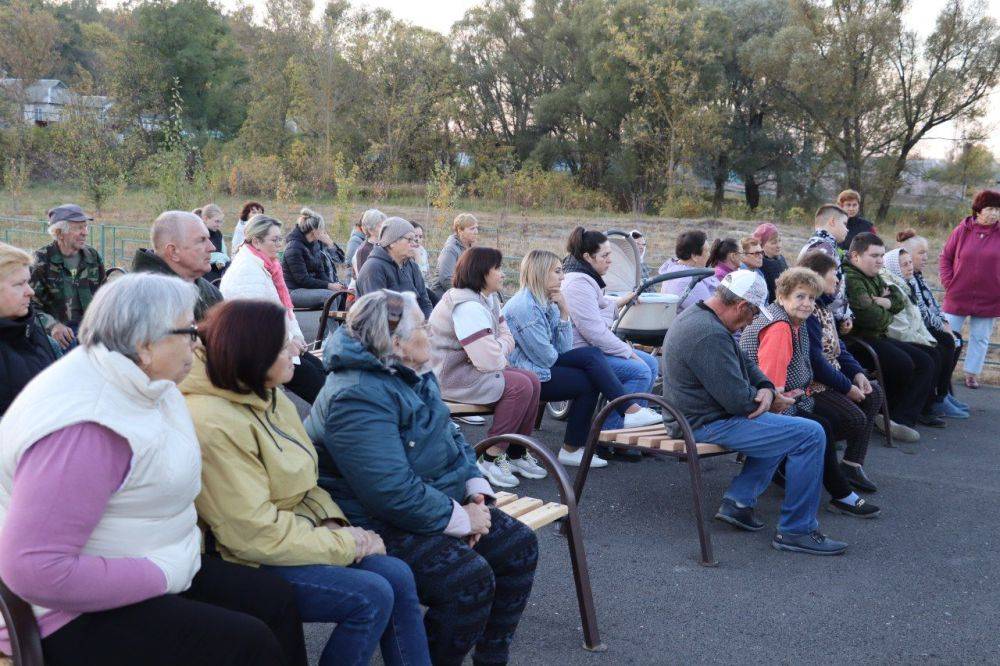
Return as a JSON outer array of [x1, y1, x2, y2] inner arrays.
[[181, 300, 430, 666]]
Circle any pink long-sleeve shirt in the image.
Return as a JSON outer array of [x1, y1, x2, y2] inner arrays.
[[0, 423, 168, 652]]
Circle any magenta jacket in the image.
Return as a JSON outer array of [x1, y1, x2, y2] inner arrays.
[[940, 216, 1000, 317]]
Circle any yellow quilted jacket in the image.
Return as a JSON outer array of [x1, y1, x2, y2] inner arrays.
[[179, 352, 356, 567]]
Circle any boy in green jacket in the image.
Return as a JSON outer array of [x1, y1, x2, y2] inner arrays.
[[844, 233, 939, 435]]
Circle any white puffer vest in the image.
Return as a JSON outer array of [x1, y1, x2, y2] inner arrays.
[[0, 345, 202, 626]]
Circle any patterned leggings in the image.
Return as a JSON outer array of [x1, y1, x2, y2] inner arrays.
[[812, 381, 884, 465], [377, 507, 538, 666]]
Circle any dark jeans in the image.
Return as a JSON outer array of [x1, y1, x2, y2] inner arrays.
[[284, 351, 326, 404], [539, 346, 631, 450], [796, 409, 852, 500], [812, 382, 884, 465], [263, 555, 430, 666], [42, 556, 306, 666], [863, 337, 935, 426], [925, 328, 960, 399], [377, 508, 538, 666]]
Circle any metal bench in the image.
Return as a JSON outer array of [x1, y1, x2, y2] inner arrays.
[[0, 578, 42, 666]]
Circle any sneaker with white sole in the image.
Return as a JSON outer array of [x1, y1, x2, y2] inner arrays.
[[623, 406, 662, 429], [557, 447, 608, 468], [478, 454, 519, 488], [455, 415, 486, 426], [508, 452, 547, 479]]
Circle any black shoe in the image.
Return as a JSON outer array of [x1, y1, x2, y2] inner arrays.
[[596, 445, 615, 460], [771, 467, 786, 490], [613, 447, 644, 462], [714, 498, 765, 531], [840, 462, 878, 493], [772, 530, 848, 556], [917, 414, 946, 428], [827, 496, 880, 518]]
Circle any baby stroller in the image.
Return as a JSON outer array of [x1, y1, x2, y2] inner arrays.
[[547, 229, 714, 420]]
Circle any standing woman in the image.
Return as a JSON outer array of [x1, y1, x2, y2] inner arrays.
[[798, 250, 885, 493], [707, 237, 742, 281], [739, 268, 880, 518], [898, 229, 968, 414], [0, 243, 59, 416], [753, 223, 787, 303], [182, 300, 430, 666], [193, 204, 229, 284], [221, 214, 326, 403], [940, 189, 1000, 389], [431, 213, 479, 298], [0, 274, 307, 665], [504, 250, 659, 468], [231, 201, 263, 256], [561, 227, 662, 436], [428, 247, 541, 488]]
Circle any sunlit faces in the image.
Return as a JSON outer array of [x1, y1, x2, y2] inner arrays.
[[778, 287, 816, 323], [264, 339, 297, 388], [0, 266, 33, 319], [762, 235, 782, 259], [255, 226, 284, 261], [458, 223, 479, 247], [545, 262, 564, 292], [840, 199, 860, 217], [743, 243, 764, 270], [851, 244, 885, 278], [137, 311, 197, 384]]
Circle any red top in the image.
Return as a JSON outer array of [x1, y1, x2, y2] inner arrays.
[[757, 322, 794, 390], [940, 216, 1000, 317]]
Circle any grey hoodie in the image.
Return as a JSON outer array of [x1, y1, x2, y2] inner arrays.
[[430, 234, 465, 297]]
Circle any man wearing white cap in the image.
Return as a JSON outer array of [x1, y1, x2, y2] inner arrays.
[[663, 270, 847, 556]]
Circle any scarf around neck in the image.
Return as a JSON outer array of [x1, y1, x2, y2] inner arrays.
[[245, 243, 295, 313], [563, 255, 606, 289]]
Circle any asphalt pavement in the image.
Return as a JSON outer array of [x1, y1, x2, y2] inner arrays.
[[294, 312, 1000, 665]]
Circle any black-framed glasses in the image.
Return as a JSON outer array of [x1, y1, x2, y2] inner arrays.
[[169, 326, 199, 342], [746, 250, 765, 257]]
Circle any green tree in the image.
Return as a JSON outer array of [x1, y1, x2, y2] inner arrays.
[[926, 142, 998, 196]]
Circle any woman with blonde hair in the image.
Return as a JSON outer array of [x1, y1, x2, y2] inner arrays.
[[0, 242, 59, 415], [430, 212, 479, 298], [503, 249, 654, 468], [281, 207, 348, 309], [193, 203, 229, 283], [221, 214, 326, 403]]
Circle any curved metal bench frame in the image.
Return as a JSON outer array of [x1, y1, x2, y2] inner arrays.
[[0, 578, 43, 665], [571, 393, 726, 567], [473, 434, 605, 652], [842, 336, 895, 448]]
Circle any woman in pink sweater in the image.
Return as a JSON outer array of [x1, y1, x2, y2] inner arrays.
[[940, 189, 1000, 389], [0, 274, 305, 666]]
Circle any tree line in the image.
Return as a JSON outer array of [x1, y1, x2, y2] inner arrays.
[[1, 0, 998, 221]]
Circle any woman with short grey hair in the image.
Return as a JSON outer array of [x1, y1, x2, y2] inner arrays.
[[0, 272, 307, 665], [306, 288, 538, 666], [350, 209, 387, 279]]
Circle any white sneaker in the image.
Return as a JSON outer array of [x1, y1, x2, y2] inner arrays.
[[508, 452, 547, 479], [455, 415, 486, 425], [623, 406, 662, 429], [478, 454, 519, 488], [557, 447, 608, 468]]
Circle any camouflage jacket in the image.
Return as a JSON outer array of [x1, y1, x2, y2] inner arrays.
[[30, 242, 106, 329]]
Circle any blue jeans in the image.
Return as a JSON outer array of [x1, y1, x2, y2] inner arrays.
[[263, 555, 430, 666], [693, 413, 825, 535], [602, 349, 659, 429], [943, 313, 995, 375]]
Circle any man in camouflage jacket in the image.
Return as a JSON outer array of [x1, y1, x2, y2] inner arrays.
[[30, 204, 106, 348]]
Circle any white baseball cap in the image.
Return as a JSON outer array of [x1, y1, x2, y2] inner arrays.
[[720, 270, 771, 320]]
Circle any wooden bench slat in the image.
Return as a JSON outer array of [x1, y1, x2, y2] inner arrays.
[[657, 440, 729, 455], [598, 424, 663, 442], [494, 491, 518, 507], [499, 497, 544, 518], [445, 402, 495, 416], [519, 502, 570, 530], [614, 426, 667, 445]]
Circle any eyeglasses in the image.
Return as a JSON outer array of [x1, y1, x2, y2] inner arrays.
[[402, 235, 419, 244], [169, 325, 199, 342], [746, 250, 764, 257], [266, 235, 284, 245]]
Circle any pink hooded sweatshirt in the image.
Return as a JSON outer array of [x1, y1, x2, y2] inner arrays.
[[940, 216, 1000, 317]]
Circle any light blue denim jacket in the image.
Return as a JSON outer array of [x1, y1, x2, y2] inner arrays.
[[502, 288, 574, 382]]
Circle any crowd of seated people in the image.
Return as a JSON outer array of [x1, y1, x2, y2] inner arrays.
[[0, 190, 995, 661]]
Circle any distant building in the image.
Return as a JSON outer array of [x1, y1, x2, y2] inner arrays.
[[0, 78, 112, 126]]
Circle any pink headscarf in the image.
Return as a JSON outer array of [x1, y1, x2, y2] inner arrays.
[[753, 223, 779, 244], [244, 243, 295, 313]]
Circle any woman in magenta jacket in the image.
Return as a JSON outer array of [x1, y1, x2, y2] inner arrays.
[[940, 189, 1000, 389]]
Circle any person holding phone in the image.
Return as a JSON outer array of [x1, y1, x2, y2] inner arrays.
[[740, 268, 880, 519]]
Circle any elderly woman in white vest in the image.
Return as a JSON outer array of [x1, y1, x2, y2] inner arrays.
[[0, 273, 306, 666], [221, 213, 325, 404]]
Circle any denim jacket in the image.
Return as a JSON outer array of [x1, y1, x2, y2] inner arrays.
[[502, 288, 573, 382]]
